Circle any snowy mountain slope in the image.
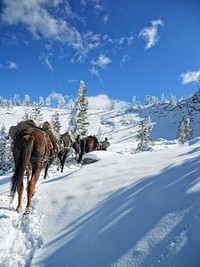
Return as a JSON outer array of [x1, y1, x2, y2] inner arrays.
[[0, 91, 200, 267]]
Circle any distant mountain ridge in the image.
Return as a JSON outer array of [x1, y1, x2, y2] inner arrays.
[[129, 89, 200, 140]]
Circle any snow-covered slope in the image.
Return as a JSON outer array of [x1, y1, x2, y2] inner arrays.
[[0, 91, 200, 267]]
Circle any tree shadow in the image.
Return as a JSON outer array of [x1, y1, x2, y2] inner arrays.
[[36, 152, 200, 267]]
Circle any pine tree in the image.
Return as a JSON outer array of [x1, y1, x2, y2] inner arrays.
[[51, 112, 61, 133], [137, 117, 154, 151], [145, 95, 150, 105], [23, 94, 31, 106], [13, 94, 21, 106], [110, 101, 115, 111], [185, 118, 193, 141], [45, 97, 51, 108], [0, 125, 13, 174], [57, 97, 65, 109], [177, 118, 193, 144], [132, 96, 137, 108], [68, 80, 90, 136], [31, 101, 43, 121]]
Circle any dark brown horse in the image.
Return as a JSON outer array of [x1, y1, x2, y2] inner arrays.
[[57, 131, 76, 172], [10, 128, 53, 213], [76, 135, 99, 163]]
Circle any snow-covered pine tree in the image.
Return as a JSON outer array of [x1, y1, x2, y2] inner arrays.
[[23, 94, 31, 106], [0, 125, 6, 174], [51, 112, 61, 133], [145, 95, 151, 105], [132, 96, 137, 108], [57, 96, 65, 109], [0, 125, 13, 174], [13, 94, 21, 106], [68, 99, 74, 110], [177, 118, 193, 145], [110, 101, 115, 111], [185, 118, 193, 141], [68, 80, 90, 136], [137, 117, 154, 151], [31, 101, 43, 121], [45, 97, 51, 108]]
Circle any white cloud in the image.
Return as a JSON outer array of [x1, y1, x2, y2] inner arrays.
[[118, 35, 134, 46], [87, 94, 111, 109], [90, 0, 105, 12], [121, 55, 130, 64], [48, 92, 64, 100], [1, 0, 85, 54], [180, 70, 200, 84], [89, 66, 102, 82], [39, 53, 54, 71], [91, 54, 112, 69], [102, 14, 109, 24], [139, 19, 164, 50], [1, 0, 137, 63], [87, 94, 130, 110], [7, 61, 18, 70]]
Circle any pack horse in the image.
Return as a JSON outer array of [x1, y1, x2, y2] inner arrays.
[[10, 128, 53, 213]]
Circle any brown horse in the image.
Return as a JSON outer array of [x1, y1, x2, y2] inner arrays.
[[10, 128, 53, 213], [76, 135, 99, 163]]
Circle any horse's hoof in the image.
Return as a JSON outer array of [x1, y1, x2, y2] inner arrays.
[[16, 206, 23, 213], [25, 207, 32, 214]]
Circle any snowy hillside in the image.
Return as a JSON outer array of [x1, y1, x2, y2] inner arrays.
[[0, 91, 200, 267]]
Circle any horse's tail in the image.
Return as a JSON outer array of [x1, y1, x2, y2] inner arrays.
[[84, 139, 91, 153], [10, 134, 34, 200], [78, 138, 86, 163]]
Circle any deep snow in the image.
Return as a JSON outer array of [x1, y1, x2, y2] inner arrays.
[[0, 104, 200, 267]]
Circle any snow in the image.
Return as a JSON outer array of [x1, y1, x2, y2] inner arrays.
[[0, 105, 200, 267]]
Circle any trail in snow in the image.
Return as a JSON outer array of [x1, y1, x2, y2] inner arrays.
[[0, 105, 200, 267]]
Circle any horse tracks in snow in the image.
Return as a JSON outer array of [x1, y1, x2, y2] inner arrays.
[[0, 195, 43, 267]]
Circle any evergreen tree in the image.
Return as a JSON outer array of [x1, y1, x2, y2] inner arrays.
[[45, 97, 51, 108], [22, 109, 32, 120], [13, 94, 21, 106], [110, 101, 115, 111], [68, 80, 89, 136], [177, 118, 193, 144], [137, 117, 154, 151], [145, 95, 151, 105], [23, 94, 31, 106], [57, 96, 65, 109], [0, 125, 13, 174], [31, 101, 43, 121], [51, 112, 61, 133], [68, 99, 74, 110], [132, 96, 137, 108]]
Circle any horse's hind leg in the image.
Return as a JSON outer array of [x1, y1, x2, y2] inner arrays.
[[61, 150, 68, 172], [26, 169, 41, 212], [16, 182, 24, 213]]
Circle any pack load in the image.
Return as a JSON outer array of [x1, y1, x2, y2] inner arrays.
[[9, 119, 41, 140], [42, 121, 61, 154]]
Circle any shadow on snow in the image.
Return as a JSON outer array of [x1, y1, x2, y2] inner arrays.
[[37, 151, 200, 267]]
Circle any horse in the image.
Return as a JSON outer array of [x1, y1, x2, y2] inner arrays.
[[57, 131, 77, 172], [76, 135, 99, 163], [10, 128, 53, 213]]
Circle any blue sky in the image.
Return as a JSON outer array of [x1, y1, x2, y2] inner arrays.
[[0, 0, 200, 105]]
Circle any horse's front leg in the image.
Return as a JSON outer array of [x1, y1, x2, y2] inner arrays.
[[16, 182, 24, 213], [26, 169, 41, 212]]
